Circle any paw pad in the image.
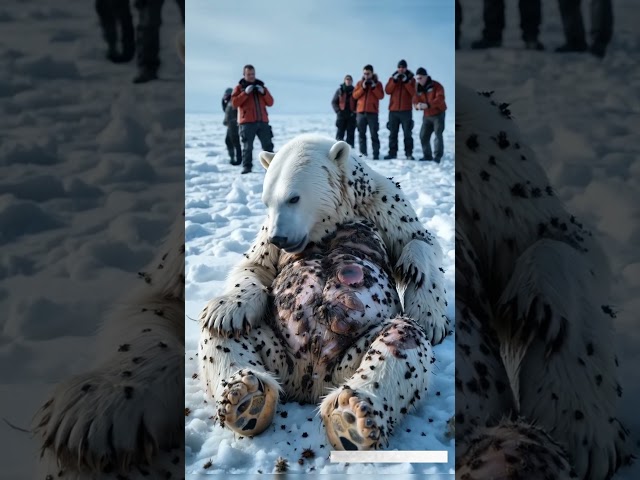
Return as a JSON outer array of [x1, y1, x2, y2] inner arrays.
[[322, 388, 382, 450], [217, 370, 277, 436]]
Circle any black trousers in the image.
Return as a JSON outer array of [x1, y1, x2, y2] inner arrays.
[[95, 0, 134, 54], [239, 122, 274, 170], [336, 112, 356, 148], [387, 110, 414, 157], [356, 113, 380, 157], [225, 122, 242, 163], [481, 0, 542, 42], [420, 112, 446, 161], [557, 0, 613, 48], [134, 0, 185, 71]]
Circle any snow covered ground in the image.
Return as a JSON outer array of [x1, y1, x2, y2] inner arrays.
[[184, 113, 456, 475], [458, 0, 640, 477], [0, 1, 184, 478]]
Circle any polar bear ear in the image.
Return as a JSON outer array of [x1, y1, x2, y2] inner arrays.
[[259, 151, 276, 170], [329, 141, 351, 165], [176, 30, 185, 64]]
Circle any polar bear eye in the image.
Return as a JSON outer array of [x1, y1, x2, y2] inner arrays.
[[288, 196, 300, 204]]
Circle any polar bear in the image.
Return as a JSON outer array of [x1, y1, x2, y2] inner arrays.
[[199, 135, 450, 449], [202, 220, 435, 450], [31, 31, 186, 480], [200, 134, 450, 346], [454, 83, 632, 479]]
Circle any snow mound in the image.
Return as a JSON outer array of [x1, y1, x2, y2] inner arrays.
[[0, 200, 62, 244], [89, 153, 156, 184], [6, 297, 97, 341], [97, 114, 149, 154], [2, 175, 66, 202], [15, 55, 79, 79], [0, 140, 58, 166]]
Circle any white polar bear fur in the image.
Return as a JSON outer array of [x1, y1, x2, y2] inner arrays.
[[455, 83, 631, 479], [200, 134, 450, 346]]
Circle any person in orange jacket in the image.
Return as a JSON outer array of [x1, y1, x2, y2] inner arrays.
[[413, 67, 447, 163], [384, 59, 416, 160], [231, 64, 274, 174], [352, 64, 384, 160]]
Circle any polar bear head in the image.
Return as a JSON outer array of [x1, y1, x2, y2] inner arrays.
[[259, 134, 352, 253]]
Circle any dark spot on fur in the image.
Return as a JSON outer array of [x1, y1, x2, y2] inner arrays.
[[124, 386, 134, 399], [511, 183, 528, 198], [466, 134, 479, 151]]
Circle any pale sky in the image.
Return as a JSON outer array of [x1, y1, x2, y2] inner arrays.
[[186, 0, 455, 114]]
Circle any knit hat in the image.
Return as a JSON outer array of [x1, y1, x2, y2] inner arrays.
[[363, 64, 374, 72], [397, 59, 407, 68], [416, 67, 427, 76], [224, 87, 233, 95]]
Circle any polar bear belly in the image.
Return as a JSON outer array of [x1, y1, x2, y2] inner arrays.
[[271, 224, 401, 401]]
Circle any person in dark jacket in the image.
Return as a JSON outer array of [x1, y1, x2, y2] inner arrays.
[[413, 67, 447, 163], [132, 0, 185, 84], [352, 64, 385, 160], [471, 0, 544, 50], [231, 65, 275, 174], [384, 59, 416, 160], [331, 75, 357, 148], [95, 0, 135, 63], [556, 0, 613, 57], [222, 88, 242, 166]]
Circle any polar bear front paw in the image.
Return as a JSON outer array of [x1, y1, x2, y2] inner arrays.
[[422, 311, 448, 346], [394, 239, 449, 345], [496, 239, 633, 479], [395, 262, 426, 289], [33, 366, 180, 473], [201, 288, 268, 338], [402, 282, 449, 345]]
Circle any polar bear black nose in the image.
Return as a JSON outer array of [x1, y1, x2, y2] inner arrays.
[[269, 236, 288, 248]]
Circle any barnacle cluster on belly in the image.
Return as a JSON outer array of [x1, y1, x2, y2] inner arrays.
[[270, 222, 399, 365]]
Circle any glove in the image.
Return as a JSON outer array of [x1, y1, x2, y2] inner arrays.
[[256, 85, 265, 94], [392, 72, 401, 82], [371, 81, 377, 88], [415, 102, 429, 110], [397, 73, 405, 82], [364, 78, 372, 86], [245, 85, 254, 94], [403, 74, 411, 83]]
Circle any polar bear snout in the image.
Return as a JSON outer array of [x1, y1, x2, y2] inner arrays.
[[268, 235, 289, 248], [268, 234, 308, 253]]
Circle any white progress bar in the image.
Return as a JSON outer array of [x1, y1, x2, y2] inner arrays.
[[330, 450, 448, 463]]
